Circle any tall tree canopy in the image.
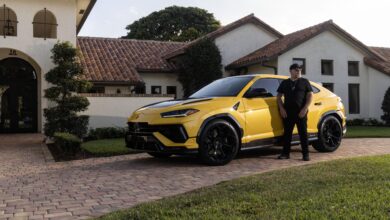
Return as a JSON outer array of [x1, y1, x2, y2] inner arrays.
[[178, 38, 223, 97], [382, 86, 390, 125], [124, 6, 221, 42]]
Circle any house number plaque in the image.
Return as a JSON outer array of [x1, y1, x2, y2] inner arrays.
[[9, 49, 17, 56]]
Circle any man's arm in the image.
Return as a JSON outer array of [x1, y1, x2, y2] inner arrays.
[[277, 92, 287, 119], [299, 92, 313, 118]]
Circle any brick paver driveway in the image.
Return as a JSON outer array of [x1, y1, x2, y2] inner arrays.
[[0, 134, 389, 220]]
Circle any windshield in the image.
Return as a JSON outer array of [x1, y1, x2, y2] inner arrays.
[[190, 76, 254, 98]]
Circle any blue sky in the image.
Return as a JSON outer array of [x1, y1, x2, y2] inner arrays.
[[79, 0, 390, 47]]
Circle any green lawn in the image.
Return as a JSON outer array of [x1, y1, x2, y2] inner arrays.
[[346, 126, 390, 138], [81, 138, 137, 156], [99, 155, 390, 220]]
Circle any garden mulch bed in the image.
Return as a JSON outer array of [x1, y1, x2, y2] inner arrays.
[[47, 142, 140, 162], [47, 143, 94, 162]]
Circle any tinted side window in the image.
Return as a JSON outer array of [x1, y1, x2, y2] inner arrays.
[[190, 76, 254, 98], [249, 78, 280, 97]]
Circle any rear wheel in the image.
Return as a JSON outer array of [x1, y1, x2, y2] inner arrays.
[[147, 152, 172, 158], [312, 116, 343, 152], [199, 119, 239, 166]]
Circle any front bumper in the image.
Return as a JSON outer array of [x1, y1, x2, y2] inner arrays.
[[125, 122, 198, 154]]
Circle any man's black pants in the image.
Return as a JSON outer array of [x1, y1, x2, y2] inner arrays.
[[282, 108, 309, 156]]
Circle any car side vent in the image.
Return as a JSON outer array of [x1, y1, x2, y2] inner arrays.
[[233, 102, 240, 111]]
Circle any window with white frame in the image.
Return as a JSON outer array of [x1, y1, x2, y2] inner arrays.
[[321, 60, 333, 75], [348, 84, 360, 114], [348, 61, 359, 76], [151, 86, 162, 94]]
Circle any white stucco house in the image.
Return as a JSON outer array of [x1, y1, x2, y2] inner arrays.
[[0, 0, 98, 133], [0, 0, 389, 133], [223, 20, 390, 120]]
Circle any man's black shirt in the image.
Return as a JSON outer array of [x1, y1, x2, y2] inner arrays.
[[277, 77, 313, 110]]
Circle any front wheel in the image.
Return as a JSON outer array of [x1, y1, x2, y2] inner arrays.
[[198, 119, 240, 166], [312, 116, 343, 152]]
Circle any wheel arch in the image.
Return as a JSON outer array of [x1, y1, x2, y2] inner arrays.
[[196, 113, 243, 144], [317, 110, 343, 129]]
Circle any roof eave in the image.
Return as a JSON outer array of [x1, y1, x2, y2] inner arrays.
[[164, 14, 283, 60], [77, 0, 97, 34], [89, 80, 143, 86], [137, 68, 180, 74], [226, 56, 276, 70], [329, 24, 386, 61], [227, 21, 387, 70], [251, 16, 283, 39], [364, 58, 390, 77]]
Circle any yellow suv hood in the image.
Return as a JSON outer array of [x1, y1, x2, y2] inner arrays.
[[130, 97, 238, 119], [136, 97, 213, 114]]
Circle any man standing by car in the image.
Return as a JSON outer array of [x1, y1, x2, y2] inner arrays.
[[276, 63, 313, 161]]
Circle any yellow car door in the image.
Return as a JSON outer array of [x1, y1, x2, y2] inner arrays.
[[307, 84, 331, 133], [241, 78, 283, 144]]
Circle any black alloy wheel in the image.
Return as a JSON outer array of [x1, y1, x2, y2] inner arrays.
[[312, 115, 343, 152], [199, 119, 239, 166]]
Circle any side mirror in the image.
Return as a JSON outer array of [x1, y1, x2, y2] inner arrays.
[[244, 88, 270, 98]]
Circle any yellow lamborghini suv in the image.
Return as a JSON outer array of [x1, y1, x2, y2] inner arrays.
[[126, 74, 346, 165]]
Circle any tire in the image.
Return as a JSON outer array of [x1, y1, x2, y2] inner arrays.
[[198, 119, 240, 166], [147, 152, 172, 158], [312, 115, 343, 152]]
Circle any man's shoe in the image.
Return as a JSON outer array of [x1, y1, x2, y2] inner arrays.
[[303, 155, 310, 161], [278, 154, 290, 159]]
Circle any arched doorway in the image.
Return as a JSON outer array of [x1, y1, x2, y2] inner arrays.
[[0, 58, 38, 133]]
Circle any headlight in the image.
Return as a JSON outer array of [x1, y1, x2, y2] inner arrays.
[[161, 109, 199, 118]]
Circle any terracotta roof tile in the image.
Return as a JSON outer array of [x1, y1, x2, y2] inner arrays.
[[163, 14, 283, 59], [365, 47, 390, 76], [227, 20, 384, 69], [226, 20, 335, 69], [77, 37, 187, 84], [370, 47, 390, 61]]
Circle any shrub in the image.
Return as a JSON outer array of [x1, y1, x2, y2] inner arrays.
[[346, 118, 365, 126], [363, 118, 384, 126], [53, 132, 82, 156], [86, 127, 127, 141], [44, 42, 91, 138], [346, 118, 385, 126]]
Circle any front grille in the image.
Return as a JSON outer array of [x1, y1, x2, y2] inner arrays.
[[128, 122, 188, 143], [125, 132, 196, 154], [128, 122, 157, 133], [126, 133, 164, 151]]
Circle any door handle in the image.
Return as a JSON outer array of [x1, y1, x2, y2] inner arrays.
[[314, 102, 322, 106]]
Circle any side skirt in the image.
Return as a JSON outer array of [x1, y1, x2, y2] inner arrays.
[[241, 133, 318, 151]]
